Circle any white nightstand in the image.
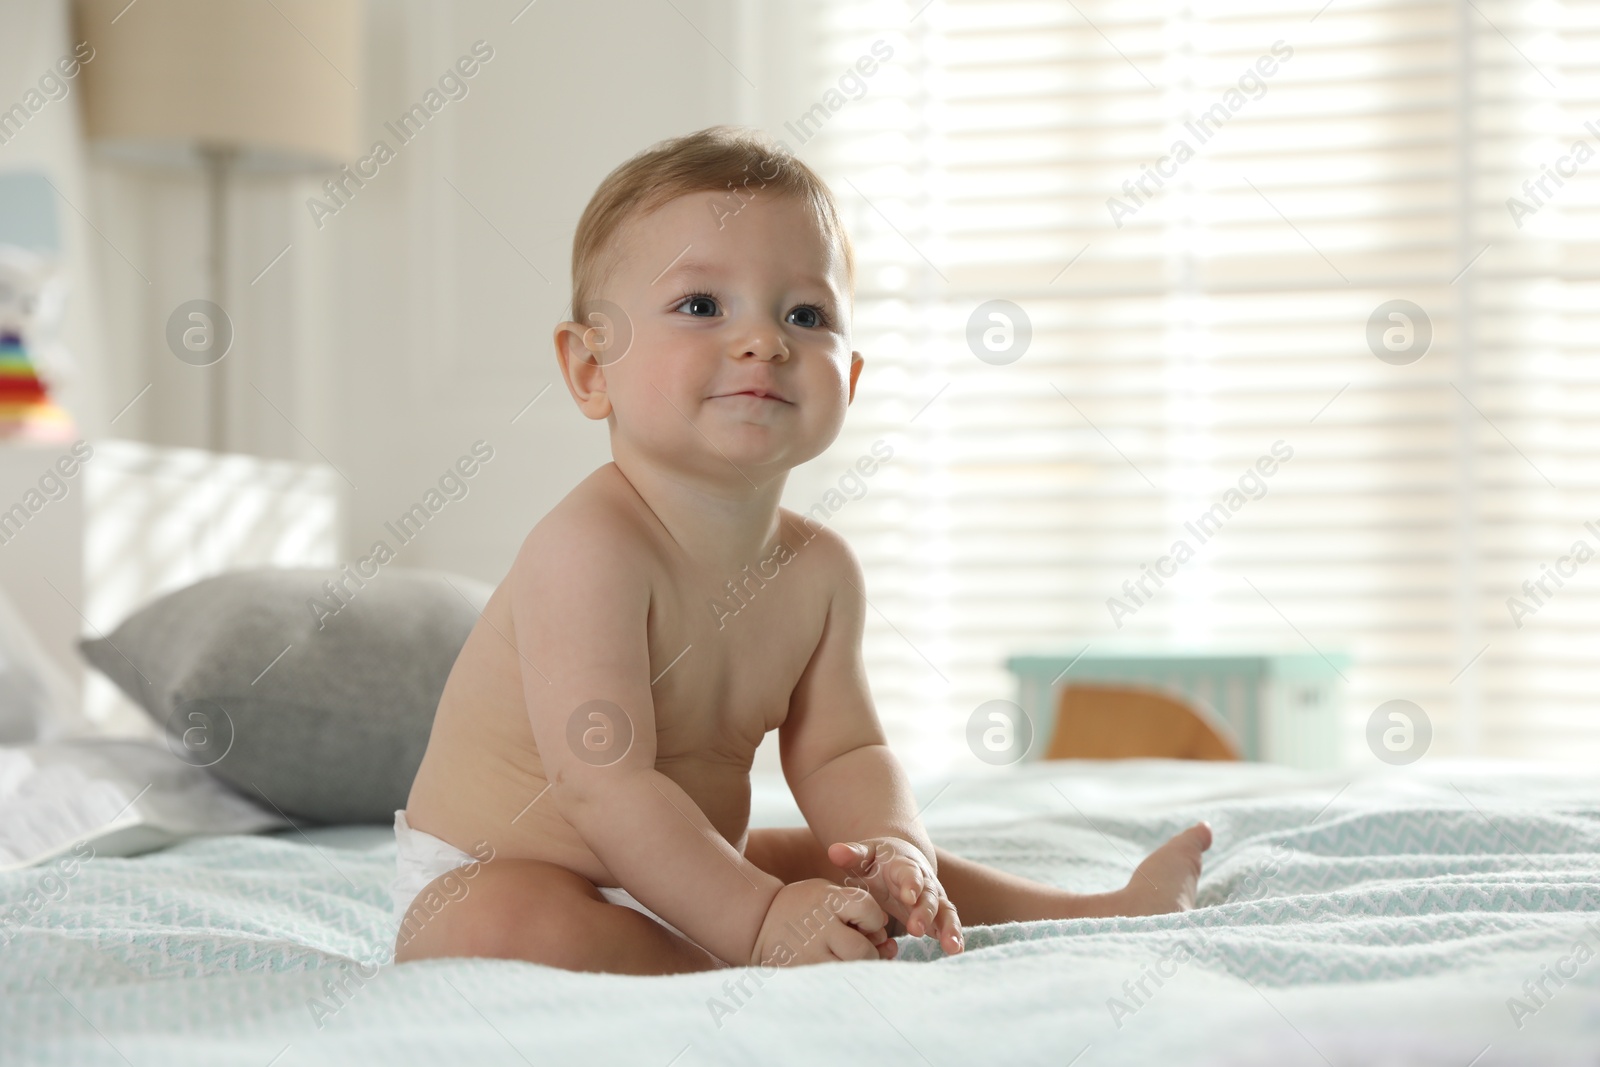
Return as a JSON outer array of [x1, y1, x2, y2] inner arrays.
[[0, 440, 86, 740]]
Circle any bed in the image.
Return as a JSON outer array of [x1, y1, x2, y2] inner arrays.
[[4, 757, 1598, 1065]]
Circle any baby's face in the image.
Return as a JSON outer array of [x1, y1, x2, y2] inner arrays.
[[563, 190, 861, 484]]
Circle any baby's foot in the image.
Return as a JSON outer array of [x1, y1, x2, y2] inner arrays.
[[1115, 822, 1212, 916]]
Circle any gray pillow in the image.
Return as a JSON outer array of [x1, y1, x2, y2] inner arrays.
[[78, 566, 491, 824]]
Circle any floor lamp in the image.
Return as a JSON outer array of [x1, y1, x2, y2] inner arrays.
[[74, 0, 362, 453]]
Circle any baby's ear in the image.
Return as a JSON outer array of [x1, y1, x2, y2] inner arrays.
[[553, 319, 612, 420], [847, 351, 864, 404]]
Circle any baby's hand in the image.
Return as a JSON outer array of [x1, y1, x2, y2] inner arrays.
[[749, 879, 897, 967], [829, 837, 963, 955]]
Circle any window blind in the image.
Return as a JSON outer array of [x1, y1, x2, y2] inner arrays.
[[787, 0, 1600, 772]]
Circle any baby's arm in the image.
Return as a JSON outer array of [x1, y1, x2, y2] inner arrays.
[[779, 530, 963, 953], [510, 523, 793, 965]]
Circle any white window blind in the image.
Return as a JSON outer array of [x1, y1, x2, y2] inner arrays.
[[787, 0, 1600, 772]]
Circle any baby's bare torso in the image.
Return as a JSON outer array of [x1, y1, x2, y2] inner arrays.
[[405, 464, 832, 886]]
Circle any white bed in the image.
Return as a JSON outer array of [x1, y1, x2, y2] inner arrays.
[[4, 758, 1598, 1065]]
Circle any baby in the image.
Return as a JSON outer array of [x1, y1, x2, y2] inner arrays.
[[393, 125, 1211, 975]]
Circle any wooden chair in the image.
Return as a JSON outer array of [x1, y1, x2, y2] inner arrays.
[[1044, 682, 1242, 761]]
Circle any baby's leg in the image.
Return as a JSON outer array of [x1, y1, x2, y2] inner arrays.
[[929, 824, 1211, 924], [393, 858, 725, 975], [745, 823, 1211, 927]]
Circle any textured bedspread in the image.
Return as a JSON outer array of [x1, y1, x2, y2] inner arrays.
[[3, 759, 1599, 1065]]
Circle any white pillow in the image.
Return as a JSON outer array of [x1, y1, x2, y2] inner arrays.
[[0, 737, 286, 871]]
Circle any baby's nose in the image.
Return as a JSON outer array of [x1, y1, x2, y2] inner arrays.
[[742, 333, 789, 361]]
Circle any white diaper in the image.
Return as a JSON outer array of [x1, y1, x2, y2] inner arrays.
[[390, 810, 695, 946]]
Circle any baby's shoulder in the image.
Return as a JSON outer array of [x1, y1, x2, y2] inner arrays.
[[511, 464, 661, 585], [776, 507, 864, 588]]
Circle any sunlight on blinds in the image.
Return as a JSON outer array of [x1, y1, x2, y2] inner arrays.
[[793, 0, 1600, 773]]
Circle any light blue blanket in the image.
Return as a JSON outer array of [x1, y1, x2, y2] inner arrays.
[[3, 760, 1598, 1065]]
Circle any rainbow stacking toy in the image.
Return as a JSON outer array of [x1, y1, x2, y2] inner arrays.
[[0, 330, 75, 442]]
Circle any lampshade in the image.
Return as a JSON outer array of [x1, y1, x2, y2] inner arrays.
[[73, 0, 363, 172]]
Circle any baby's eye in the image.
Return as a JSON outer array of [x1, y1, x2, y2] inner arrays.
[[675, 294, 719, 318], [788, 305, 829, 329]]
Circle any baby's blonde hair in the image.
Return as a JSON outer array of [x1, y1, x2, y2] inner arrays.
[[570, 125, 854, 325]]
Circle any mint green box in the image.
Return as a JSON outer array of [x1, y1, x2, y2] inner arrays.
[[1005, 651, 1351, 769]]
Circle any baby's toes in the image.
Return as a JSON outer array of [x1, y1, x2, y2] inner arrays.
[[891, 862, 924, 904], [829, 841, 869, 870], [933, 901, 963, 953]]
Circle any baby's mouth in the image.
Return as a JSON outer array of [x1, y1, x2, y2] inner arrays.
[[712, 389, 792, 404]]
